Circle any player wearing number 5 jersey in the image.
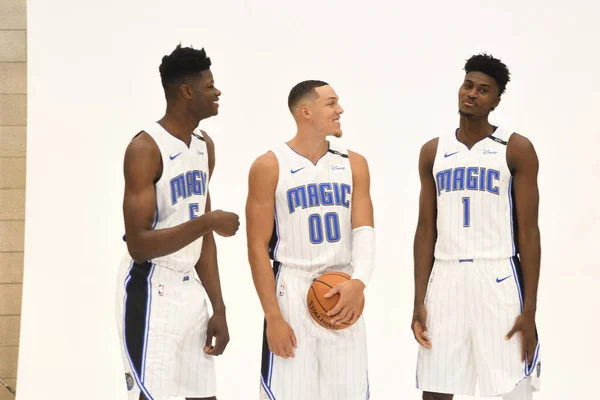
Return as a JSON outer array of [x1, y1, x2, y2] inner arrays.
[[246, 80, 376, 400], [412, 54, 542, 400], [115, 45, 239, 400]]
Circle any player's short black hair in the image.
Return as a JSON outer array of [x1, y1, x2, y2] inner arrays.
[[159, 44, 212, 96], [464, 53, 511, 97], [288, 80, 329, 111]]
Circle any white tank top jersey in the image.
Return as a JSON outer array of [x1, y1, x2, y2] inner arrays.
[[269, 141, 354, 275], [125, 122, 210, 273], [433, 126, 517, 261]]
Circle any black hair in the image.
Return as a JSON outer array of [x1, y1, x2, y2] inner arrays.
[[288, 80, 329, 110], [464, 53, 510, 96], [159, 44, 211, 96]]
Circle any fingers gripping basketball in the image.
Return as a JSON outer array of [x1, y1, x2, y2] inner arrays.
[[307, 272, 364, 330]]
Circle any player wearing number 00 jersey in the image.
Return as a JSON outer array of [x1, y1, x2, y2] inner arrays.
[[412, 53, 542, 400], [246, 80, 376, 400]]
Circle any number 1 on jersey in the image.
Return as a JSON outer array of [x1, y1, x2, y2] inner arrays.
[[309, 212, 340, 244], [462, 197, 470, 227]]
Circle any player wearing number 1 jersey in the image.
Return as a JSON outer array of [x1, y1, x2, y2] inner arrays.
[[412, 54, 542, 400], [246, 80, 376, 400]]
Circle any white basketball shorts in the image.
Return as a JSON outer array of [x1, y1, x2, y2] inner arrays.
[[416, 256, 541, 397], [115, 256, 216, 400], [260, 262, 370, 400]]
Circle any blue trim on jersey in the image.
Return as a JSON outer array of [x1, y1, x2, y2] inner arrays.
[[508, 177, 516, 256], [509, 257, 524, 312], [151, 200, 159, 229], [509, 257, 541, 378], [141, 264, 155, 381], [260, 267, 281, 400], [285, 142, 331, 166], [122, 261, 156, 400], [260, 376, 276, 400], [524, 341, 541, 377], [273, 207, 281, 260]]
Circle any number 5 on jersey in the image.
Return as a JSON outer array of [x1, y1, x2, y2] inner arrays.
[[309, 212, 340, 244]]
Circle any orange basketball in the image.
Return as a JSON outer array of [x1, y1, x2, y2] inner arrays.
[[306, 272, 365, 330]]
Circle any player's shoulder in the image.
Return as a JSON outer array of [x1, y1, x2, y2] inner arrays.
[[249, 151, 279, 183], [420, 137, 440, 158], [507, 132, 535, 151], [125, 131, 160, 159], [347, 149, 368, 168], [250, 150, 279, 172]]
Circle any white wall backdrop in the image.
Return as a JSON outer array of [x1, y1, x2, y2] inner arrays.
[[18, 0, 599, 399]]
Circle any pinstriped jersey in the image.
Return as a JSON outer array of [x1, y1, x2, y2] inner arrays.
[[269, 141, 353, 275], [433, 126, 516, 260], [139, 122, 209, 272]]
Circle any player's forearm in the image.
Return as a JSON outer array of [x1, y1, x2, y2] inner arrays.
[[413, 227, 437, 307], [248, 246, 282, 321], [196, 233, 226, 312], [127, 213, 215, 262], [518, 226, 541, 314]]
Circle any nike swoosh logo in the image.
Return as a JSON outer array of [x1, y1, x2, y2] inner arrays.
[[170, 152, 182, 160], [291, 167, 305, 174], [496, 275, 512, 283], [444, 151, 459, 158]]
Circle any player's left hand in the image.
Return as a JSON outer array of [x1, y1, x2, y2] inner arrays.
[[324, 279, 365, 325], [505, 310, 537, 366], [204, 310, 230, 356]]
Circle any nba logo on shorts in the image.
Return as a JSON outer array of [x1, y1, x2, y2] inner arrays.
[[429, 271, 435, 283], [279, 283, 285, 297], [158, 284, 165, 296], [125, 373, 134, 390]]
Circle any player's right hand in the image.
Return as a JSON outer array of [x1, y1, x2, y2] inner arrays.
[[266, 315, 297, 359], [210, 210, 240, 237], [411, 304, 432, 349]]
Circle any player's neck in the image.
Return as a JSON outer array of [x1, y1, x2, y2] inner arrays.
[[158, 110, 201, 146], [457, 116, 495, 146], [287, 131, 329, 164]]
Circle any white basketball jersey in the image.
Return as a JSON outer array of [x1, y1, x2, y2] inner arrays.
[[138, 122, 209, 272], [433, 126, 516, 260], [269, 141, 353, 275]]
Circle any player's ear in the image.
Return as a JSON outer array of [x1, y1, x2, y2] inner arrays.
[[179, 82, 193, 99], [299, 104, 312, 120], [492, 95, 501, 111]]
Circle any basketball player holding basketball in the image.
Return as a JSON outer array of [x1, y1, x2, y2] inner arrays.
[[412, 53, 542, 399], [246, 80, 376, 399], [115, 45, 240, 400]]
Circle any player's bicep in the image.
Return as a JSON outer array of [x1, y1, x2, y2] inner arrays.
[[246, 155, 278, 251], [509, 135, 540, 231], [348, 151, 374, 229], [416, 140, 438, 233], [122, 136, 161, 246]]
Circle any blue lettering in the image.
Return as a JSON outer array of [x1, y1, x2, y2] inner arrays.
[[307, 184, 320, 207], [319, 183, 334, 206], [436, 169, 452, 196], [287, 182, 352, 213], [170, 174, 186, 205], [487, 169, 500, 195], [170, 170, 207, 205], [287, 186, 307, 213], [466, 167, 478, 190], [341, 184, 351, 208], [452, 167, 466, 191]]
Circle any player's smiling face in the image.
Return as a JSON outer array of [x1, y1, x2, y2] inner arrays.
[[458, 72, 501, 118], [310, 85, 344, 138], [188, 69, 221, 119]]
